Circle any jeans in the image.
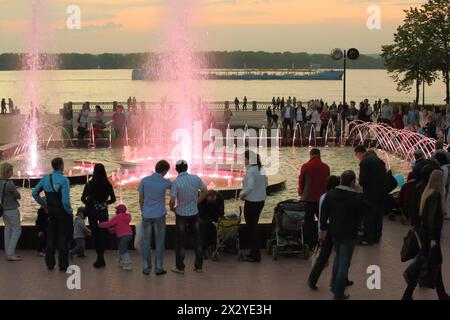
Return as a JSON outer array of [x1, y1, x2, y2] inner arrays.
[[330, 238, 355, 299], [3, 209, 22, 256], [308, 233, 333, 286], [175, 214, 202, 270], [118, 235, 132, 265], [70, 238, 85, 256], [142, 216, 166, 272], [244, 200, 265, 260], [304, 202, 319, 248], [363, 196, 385, 243], [283, 118, 293, 137], [295, 121, 304, 137]]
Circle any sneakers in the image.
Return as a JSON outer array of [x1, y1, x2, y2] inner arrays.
[[37, 252, 46, 257], [122, 263, 133, 271], [193, 268, 203, 273], [171, 267, 185, 274], [5, 255, 22, 261]]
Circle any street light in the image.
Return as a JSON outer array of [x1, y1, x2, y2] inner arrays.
[[331, 48, 360, 135]]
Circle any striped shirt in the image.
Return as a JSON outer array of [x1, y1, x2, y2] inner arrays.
[[170, 172, 206, 216]]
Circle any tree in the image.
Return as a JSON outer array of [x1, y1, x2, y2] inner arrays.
[[422, 0, 450, 104], [381, 7, 437, 104]]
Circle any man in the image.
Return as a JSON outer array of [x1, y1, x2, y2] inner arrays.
[[170, 160, 208, 273], [234, 97, 239, 111], [407, 102, 420, 128], [1, 98, 6, 114], [242, 96, 248, 111], [295, 101, 306, 137], [138, 160, 172, 276], [412, 149, 439, 183], [298, 148, 330, 248], [320, 170, 366, 300], [281, 101, 295, 138], [354, 146, 388, 245], [266, 106, 273, 129], [378, 98, 394, 125], [198, 190, 224, 258], [32, 157, 73, 271]]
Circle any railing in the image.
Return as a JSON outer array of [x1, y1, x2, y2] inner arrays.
[[65, 101, 288, 113]]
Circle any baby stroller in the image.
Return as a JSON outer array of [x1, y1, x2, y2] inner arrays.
[[266, 199, 310, 260], [212, 207, 243, 261]]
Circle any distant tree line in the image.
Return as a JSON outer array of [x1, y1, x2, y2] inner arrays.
[[0, 51, 384, 71]]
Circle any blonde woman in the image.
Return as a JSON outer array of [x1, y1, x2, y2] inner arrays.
[[402, 170, 449, 300], [0, 163, 22, 261]]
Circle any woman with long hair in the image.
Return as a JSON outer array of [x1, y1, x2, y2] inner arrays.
[[81, 163, 116, 268], [239, 150, 268, 262], [0, 163, 22, 261], [402, 170, 449, 300]]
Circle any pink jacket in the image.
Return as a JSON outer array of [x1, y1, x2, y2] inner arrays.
[[99, 212, 133, 238]]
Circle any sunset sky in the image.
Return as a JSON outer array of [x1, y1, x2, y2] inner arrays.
[[0, 0, 426, 54]]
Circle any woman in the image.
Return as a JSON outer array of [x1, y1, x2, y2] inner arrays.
[[239, 150, 268, 262], [0, 163, 21, 261], [393, 107, 405, 129], [62, 102, 74, 142], [77, 102, 90, 140], [402, 170, 449, 300], [306, 104, 319, 138], [81, 163, 116, 268], [319, 105, 331, 138]]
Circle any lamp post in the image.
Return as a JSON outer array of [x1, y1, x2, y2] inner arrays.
[[331, 48, 359, 135]]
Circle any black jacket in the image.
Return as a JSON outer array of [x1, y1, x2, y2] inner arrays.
[[320, 187, 367, 241], [413, 158, 439, 184], [198, 193, 225, 223], [359, 153, 387, 197]]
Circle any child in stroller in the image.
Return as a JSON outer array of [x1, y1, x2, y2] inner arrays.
[[266, 199, 310, 260], [198, 190, 225, 259]]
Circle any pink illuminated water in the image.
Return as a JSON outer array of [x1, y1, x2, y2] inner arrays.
[[21, 1, 43, 174], [123, 0, 213, 168]]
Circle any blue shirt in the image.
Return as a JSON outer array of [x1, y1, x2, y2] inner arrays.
[[32, 171, 73, 215], [407, 110, 420, 126], [137, 172, 172, 219], [170, 172, 206, 216]]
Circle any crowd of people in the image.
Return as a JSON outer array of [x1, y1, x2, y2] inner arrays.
[[1, 139, 449, 299]]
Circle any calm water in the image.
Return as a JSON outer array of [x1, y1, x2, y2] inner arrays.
[[0, 69, 447, 114], [1, 147, 410, 226]]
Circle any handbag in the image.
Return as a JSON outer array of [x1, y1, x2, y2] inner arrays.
[[401, 230, 421, 262], [0, 180, 6, 217]]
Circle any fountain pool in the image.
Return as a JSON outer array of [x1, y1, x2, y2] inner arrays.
[[0, 146, 411, 226]]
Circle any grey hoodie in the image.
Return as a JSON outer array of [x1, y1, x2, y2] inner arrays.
[[0, 180, 21, 211]]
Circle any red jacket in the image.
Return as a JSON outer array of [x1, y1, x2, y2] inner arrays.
[[298, 157, 330, 202]]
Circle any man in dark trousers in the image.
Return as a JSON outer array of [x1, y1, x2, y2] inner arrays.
[[298, 148, 330, 248], [354, 146, 387, 245], [32, 158, 73, 271], [320, 170, 366, 300]]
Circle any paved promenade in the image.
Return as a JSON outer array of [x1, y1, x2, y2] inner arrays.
[[0, 218, 448, 300]]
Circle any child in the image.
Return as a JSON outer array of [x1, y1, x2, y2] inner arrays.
[[35, 204, 48, 257], [99, 204, 133, 271], [70, 207, 91, 259]]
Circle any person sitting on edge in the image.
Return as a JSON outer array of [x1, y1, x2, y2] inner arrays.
[[99, 204, 133, 271], [170, 160, 208, 274], [198, 190, 225, 259], [32, 157, 73, 271], [70, 207, 91, 259]]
